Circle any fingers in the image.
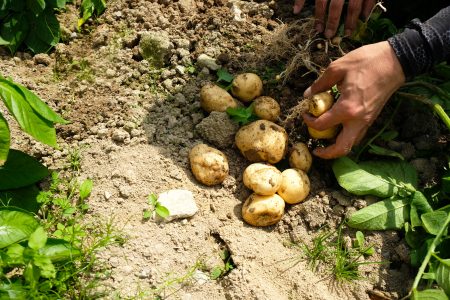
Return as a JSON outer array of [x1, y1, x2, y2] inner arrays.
[[293, 0, 306, 14], [315, 0, 328, 33], [302, 105, 343, 130], [344, 0, 363, 36], [324, 0, 344, 38], [304, 62, 345, 97], [312, 124, 362, 159], [361, 0, 376, 20]]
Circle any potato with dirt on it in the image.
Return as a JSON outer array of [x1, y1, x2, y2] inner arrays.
[[189, 144, 229, 186], [243, 163, 282, 196], [231, 73, 263, 102], [289, 142, 312, 172], [253, 96, 281, 122], [200, 83, 240, 113], [242, 193, 285, 226], [277, 168, 310, 204], [235, 120, 288, 164], [307, 91, 338, 139]]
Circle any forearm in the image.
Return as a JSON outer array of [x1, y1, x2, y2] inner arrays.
[[387, 6, 450, 80]]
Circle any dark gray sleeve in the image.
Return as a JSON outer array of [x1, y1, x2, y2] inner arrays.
[[387, 6, 450, 80]]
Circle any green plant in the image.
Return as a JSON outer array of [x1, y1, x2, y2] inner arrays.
[[210, 250, 235, 280], [0, 0, 66, 54], [143, 193, 169, 220], [226, 104, 259, 125], [78, 0, 106, 29]]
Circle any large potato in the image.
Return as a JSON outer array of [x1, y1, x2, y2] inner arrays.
[[200, 83, 239, 113], [243, 163, 282, 195], [308, 91, 334, 117], [235, 120, 288, 164], [189, 144, 229, 186], [242, 193, 285, 226], [289, 142, 312, 172], [231, 73, 263, 102], [277, 169, 310, 204], [253, 96, 281, 122]]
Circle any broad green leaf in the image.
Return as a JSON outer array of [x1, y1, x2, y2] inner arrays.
[[155, 205, 169, 218], [0, 36, 10, 45], [148, 193, 158, 206], [411, 238, 434, 267], [405, 223, 429, 249], [210, 266, 223, 280], [39, 238, 81, 262], [410, 191, 433, 228], [28, 226, 47, 250], [332, 157, 417, 198], [368, 144, 404, 160], [355, 231, 364, 248], [0, 185, 41, 213], [226, 105, 258, 125], [0, 282, 28, 300], [379, 130, 398, 141], [79, 179, 93, 200], [33, 254, 55, 278], [143, 210, 151, 219], [0, 79, 57, 147], [422, 272, 436, 280], [217, 68, 234, 83], [47, 0, 66, 9], [92, 0, 106, 14], [347, 196, 410, 230], [0, 113, 10, 165], [412, 288, 449, 300], [26, 0, 46, 16], [436, 259, 450, 296], [6, 243, 25, 265], [0, 13, 29, 53], [25, 10, 60, 53], [0, 149, 48, 190], [78, 0, 106, 28], [421, 211, 449, 236], [0, 208, 39, 248]]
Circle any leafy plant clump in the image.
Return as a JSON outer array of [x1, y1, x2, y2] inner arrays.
[[78, 0, 106, 29], [143, 193, 169, 220]]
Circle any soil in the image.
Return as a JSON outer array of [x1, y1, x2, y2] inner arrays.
[[1, 0, 449, 299]]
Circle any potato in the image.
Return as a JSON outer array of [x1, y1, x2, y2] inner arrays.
[[200, 83, 239, 113], [289, 142, 312, 172], [242, 193, 285, 226], [235, 120, 288, 164], [307, 126, 339, 139], [253, 96, 281, 122], [231, 73, 263, 102], [243, 163, 282, 195], [277, 169, 310, 204], [308, 91, 334, 117], [189, 144, 229, 186]]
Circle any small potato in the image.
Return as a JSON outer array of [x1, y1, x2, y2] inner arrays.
[[189, 144, 229, 186], [200, 83, 239, 113], [235, 120, 288, 164], [253, 96, 281, 122], [242, 193, 285, 226], [278, 169, 310, 204], [308, 126, 338, 140], [289, 142, 312, 172], [308, 91, 334, 117], [243, 163, 282, 195], [231, 73, 263, 102]]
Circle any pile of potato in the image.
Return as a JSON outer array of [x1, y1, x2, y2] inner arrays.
[[189, 72, 335, 227]]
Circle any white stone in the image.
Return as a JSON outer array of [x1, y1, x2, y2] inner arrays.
[[192, 270, 209, 285], [156, 189, 198, 222], [196, 54, 221, 71]]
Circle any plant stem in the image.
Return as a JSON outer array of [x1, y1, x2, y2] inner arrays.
[[402, 81, 450, 102], [397, 92, 450, 131], [410, 212, 450, 293]]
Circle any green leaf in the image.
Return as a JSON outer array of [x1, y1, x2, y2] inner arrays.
[[354, 231, 364, 248], [421, 211, 449, 236], [422, 272, 436, 280], [410, 191, 434, 228], [0, 281, 28, 300], [436, 259, 450, 296], [379, 130, 398, 141], [226, 105, 258, 125], [6, 243, 25, 265], [368, 144, 404, 160], [332, 157, 417, 198], [25, 9, 60, 53], [0, 149, 49, 190], [412, 289, 449, 300], [217, 68, 234, 83], [26, 0, 46, 16], [0, 13, 29, 54], [33, 254, 55, 278], [210, 266, 223, 280], [0, 185, 41, 213], [28, 227, 47, 250], [148, 193, 158, 206], [92, 0, 106, 14], [347, 196, 410, 230], [155, 205, 169, 219], [0, 78, 58, 147], [39, 238, 81, 262], [0, 208, 39, 248], [0, 113, 10, 165], [79, 179, 93, 201], [47, 0, 66, 9], [142, 210, 151, 220]]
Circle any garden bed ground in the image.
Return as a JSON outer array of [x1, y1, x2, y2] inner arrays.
[[1, 0, 447, 299]]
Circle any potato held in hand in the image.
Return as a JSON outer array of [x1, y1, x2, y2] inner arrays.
[[253, 96, 281, 122], [189, 144, 229, 186], [307, 91, 338, 139], [242, 193, 285, 226], [231, 73, 263, 102], [289, 142, 312, 172], [278, 169, 310, 204], [235, 120, 288, 164], [243, 163, 282, 196], [200, 83, 239, 113]]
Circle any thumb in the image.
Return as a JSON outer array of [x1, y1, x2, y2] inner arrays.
[[304, 64, 344, 97]]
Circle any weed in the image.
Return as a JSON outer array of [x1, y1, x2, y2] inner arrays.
[[143, 193, 169, 220], [210, 249, 235, 280]]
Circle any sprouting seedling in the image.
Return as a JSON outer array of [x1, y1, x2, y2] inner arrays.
[[143, 193, 169, 220], [353, 231, 375, 256], [226, 103, 259, 126]]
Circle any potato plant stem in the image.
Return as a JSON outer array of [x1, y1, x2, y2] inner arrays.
[[403, 81, 450, 102], [410, 212, 450, 294]]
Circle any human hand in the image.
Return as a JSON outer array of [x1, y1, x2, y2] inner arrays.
[[302, 41, 405, 159], [293, 0, 376, 38]]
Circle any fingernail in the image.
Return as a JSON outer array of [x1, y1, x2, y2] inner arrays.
[[324, 29, 333, 39], [315, 24, 324, 33], [303, 87, 312, 97]]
